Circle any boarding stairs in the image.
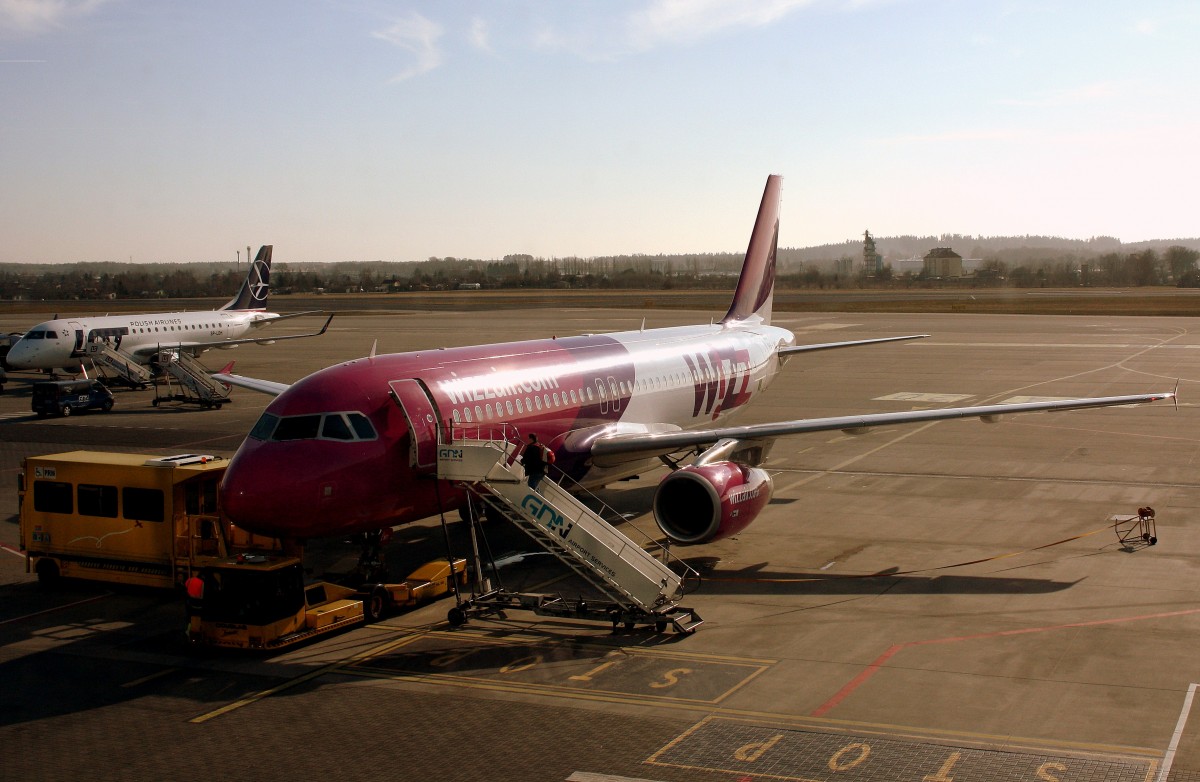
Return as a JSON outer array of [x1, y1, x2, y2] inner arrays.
[[154, 350, 231, 408], [438, 434, 702, 634], [85, 342, 154, 388]]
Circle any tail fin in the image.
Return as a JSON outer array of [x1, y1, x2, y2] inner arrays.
[[721, 175, 781, 324], [221, 245, 272, 311]]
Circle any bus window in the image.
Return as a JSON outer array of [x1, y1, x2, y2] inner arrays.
[[185, 478, 219, 515], [123, 487, 165, 522], [33, 481, 73, 514], [78, 484, 118, 518]]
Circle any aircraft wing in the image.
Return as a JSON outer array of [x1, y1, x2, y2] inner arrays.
[[211, 372, 291, 397], [778, 334, 929, 355], [590, 391, 1174, 462]]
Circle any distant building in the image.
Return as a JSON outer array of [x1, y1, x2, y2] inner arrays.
[[923, 247, 963, 278], [863, 230, 882, 274]]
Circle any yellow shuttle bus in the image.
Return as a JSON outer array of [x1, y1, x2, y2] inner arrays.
[[18, 451, 280, 588]]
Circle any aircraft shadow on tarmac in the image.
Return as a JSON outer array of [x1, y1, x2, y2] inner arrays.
[[684, 559, 1080, 596]]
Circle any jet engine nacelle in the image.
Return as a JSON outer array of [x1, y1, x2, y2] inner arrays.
[[652, 462, 773, 544]]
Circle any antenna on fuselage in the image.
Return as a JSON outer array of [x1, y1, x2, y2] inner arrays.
[[640, 318, 645, 332], [369, 339, 377, 359]]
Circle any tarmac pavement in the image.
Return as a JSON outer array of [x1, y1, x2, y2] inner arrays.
[[2, 306, 1199, 782]]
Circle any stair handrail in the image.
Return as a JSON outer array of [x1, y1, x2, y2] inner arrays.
[[544, 463, 702, 596], [462, 484, 629, 604], [442, 422, 701, 596], [445, 421, 522, 453]]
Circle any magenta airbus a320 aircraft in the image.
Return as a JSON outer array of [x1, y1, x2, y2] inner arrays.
[[217, 176, 1173, 544]]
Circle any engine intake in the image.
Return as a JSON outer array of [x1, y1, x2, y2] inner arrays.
[[653, 462, 772, 544]]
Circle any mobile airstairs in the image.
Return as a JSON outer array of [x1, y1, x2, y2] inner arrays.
[[151, 350, 231, 409], [85, 343, 155, 388], [437, 432, 703, 635]]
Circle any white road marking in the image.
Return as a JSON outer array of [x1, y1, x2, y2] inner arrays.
[[1156, 682, 1197, 782], [875, 392, 974, 403]]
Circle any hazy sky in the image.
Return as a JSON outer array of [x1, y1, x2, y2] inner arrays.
[[2, 1, 1197, 264]]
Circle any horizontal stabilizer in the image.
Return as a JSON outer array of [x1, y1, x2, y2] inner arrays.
[[779, 334, 929, 356]]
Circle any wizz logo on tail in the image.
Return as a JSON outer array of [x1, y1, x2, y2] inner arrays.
[[683, 346, 752, 419]]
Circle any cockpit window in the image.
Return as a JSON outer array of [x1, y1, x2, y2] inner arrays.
[[321, 414, 354, 440], [348, 413, 377, 440], [252, 411, 378, 442], [45, 331, 59, 338], [24, 330, 45, 339], [272, 415, 321, 441], [249, 412, 279, 441]]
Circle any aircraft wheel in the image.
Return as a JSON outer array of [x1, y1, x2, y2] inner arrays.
[[447, 606, 467, 626], [151, 398, 159, 407], [60, 405, 71, 417], [1150, 536, 1158, 545], [364, 586, 389, 623], [655, 621, 668, 633], [36, 559, 60, 588], [214, 402, 223, 410]]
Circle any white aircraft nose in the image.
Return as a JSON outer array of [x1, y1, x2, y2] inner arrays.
[[5, 341, 35, 369]]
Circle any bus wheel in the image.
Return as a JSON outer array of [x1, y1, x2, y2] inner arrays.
[[364, 586, 389, 623], [102, 399, 113, 412], [60, 405, 71, 417], [36, 559, 61, 588]]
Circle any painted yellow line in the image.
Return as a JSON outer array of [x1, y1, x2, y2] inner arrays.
[[341, 666, 1161, 760], [0, 592, 111, 626], [120, 667, 178, 689], [188, 630, 427, 724]]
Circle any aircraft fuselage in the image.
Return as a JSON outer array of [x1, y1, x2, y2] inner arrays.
[[5, 309, 273, 371], [220, 321, 795, 538]]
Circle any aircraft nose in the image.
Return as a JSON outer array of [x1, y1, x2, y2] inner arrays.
[[221, 449, 299, 537], [5, 340, 33, 368]]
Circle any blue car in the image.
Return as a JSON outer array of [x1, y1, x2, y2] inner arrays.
[[31, 379, 115, 417]]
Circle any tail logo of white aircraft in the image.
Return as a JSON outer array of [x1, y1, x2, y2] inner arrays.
[[248, 259, 271, 302]]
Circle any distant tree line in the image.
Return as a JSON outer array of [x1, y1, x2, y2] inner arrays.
[[2, 242, 1198, 299]]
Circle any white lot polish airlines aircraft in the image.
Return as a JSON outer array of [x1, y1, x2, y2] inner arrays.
[[216, 176, 1173, 544], [5, 246, 331, 375]]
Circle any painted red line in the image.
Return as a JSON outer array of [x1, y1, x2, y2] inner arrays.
[[812, 644, 907, 717], [811, 606, 1200, 718], [0, 593, 111, 626]]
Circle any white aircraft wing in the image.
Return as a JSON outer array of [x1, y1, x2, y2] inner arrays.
[[778, 334, 929, 355], [590, 391, 1174, 461], [211, 372, 291, 397]]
